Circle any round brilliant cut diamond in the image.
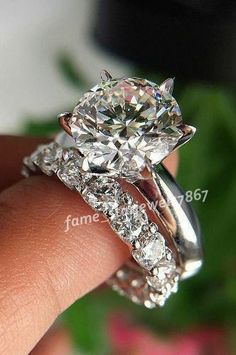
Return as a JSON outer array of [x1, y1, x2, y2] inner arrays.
[[82, 176, 122, 213], [110, 193, 148, 242], [132, 232, 166, 270], [69, 77, 183, 176], [31, 142, 63, 175], [57, 159, 82, 190]]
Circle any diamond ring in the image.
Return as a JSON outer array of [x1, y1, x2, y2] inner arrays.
[[22, 71, 203, 308]]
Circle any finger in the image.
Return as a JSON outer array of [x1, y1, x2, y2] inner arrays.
[[0, 136, 178, 192], [163, 150, 179, 177], [0, 140, 178, 354], [0, 175, 130, 354], [0, 135, 49, 191], [30, 327, 72, 355]]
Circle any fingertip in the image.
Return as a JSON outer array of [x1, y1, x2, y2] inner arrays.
[[30, 326, 72, 355]]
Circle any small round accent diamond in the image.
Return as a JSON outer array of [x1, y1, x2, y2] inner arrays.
[[147, 260, 178, 291], [132, 230, 166, 270], [30, 142, 63, 175], [110, 193, 148, 242], [82, 176, 122, 213], [57, 159, 83, 190]]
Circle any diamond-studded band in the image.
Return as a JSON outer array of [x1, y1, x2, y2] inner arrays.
[[22, 140, 180, 308], [55, 131, 203, 280], [22, 136, 202, 308]]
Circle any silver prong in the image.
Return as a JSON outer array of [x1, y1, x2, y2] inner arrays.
[[159, 78, 175, 94], [58, 112, 72, 136], [175, 124, 196, 149], [100, 69, 112, 81]]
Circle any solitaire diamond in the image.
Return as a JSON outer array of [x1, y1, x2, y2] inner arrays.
[[69, 77, 183, 176]]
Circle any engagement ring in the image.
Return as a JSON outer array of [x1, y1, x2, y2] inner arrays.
[[22, 71, 203, 308]]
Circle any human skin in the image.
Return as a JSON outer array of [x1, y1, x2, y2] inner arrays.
[[0, 135, 178, 354]]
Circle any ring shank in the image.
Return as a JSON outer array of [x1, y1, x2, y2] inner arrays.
[[56, 132, 203, 279], [134, 165, 203, 279]]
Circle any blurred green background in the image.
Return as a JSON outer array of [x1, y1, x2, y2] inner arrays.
[[23, 57, 236, 354]]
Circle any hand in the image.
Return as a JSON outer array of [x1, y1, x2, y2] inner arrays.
[[0, 135, 178, 354]]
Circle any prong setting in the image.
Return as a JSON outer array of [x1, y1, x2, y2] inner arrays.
[[159, 78, 175, 94], [100, 69, 112, 81], [175, 124, 196, 149], [58, 112, 73, 136]]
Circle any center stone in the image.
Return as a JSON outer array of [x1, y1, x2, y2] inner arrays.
[[69, 77, 183, 176]]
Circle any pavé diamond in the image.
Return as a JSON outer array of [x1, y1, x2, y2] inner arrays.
[[82, 176, 121, 213], [69, 77, 183, 176], [110, 193, 148, 242]]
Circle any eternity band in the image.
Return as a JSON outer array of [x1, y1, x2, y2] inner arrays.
[[22, 72, 203, 308]]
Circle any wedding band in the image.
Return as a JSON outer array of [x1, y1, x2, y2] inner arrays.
[[22, 72, 203, 308]]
